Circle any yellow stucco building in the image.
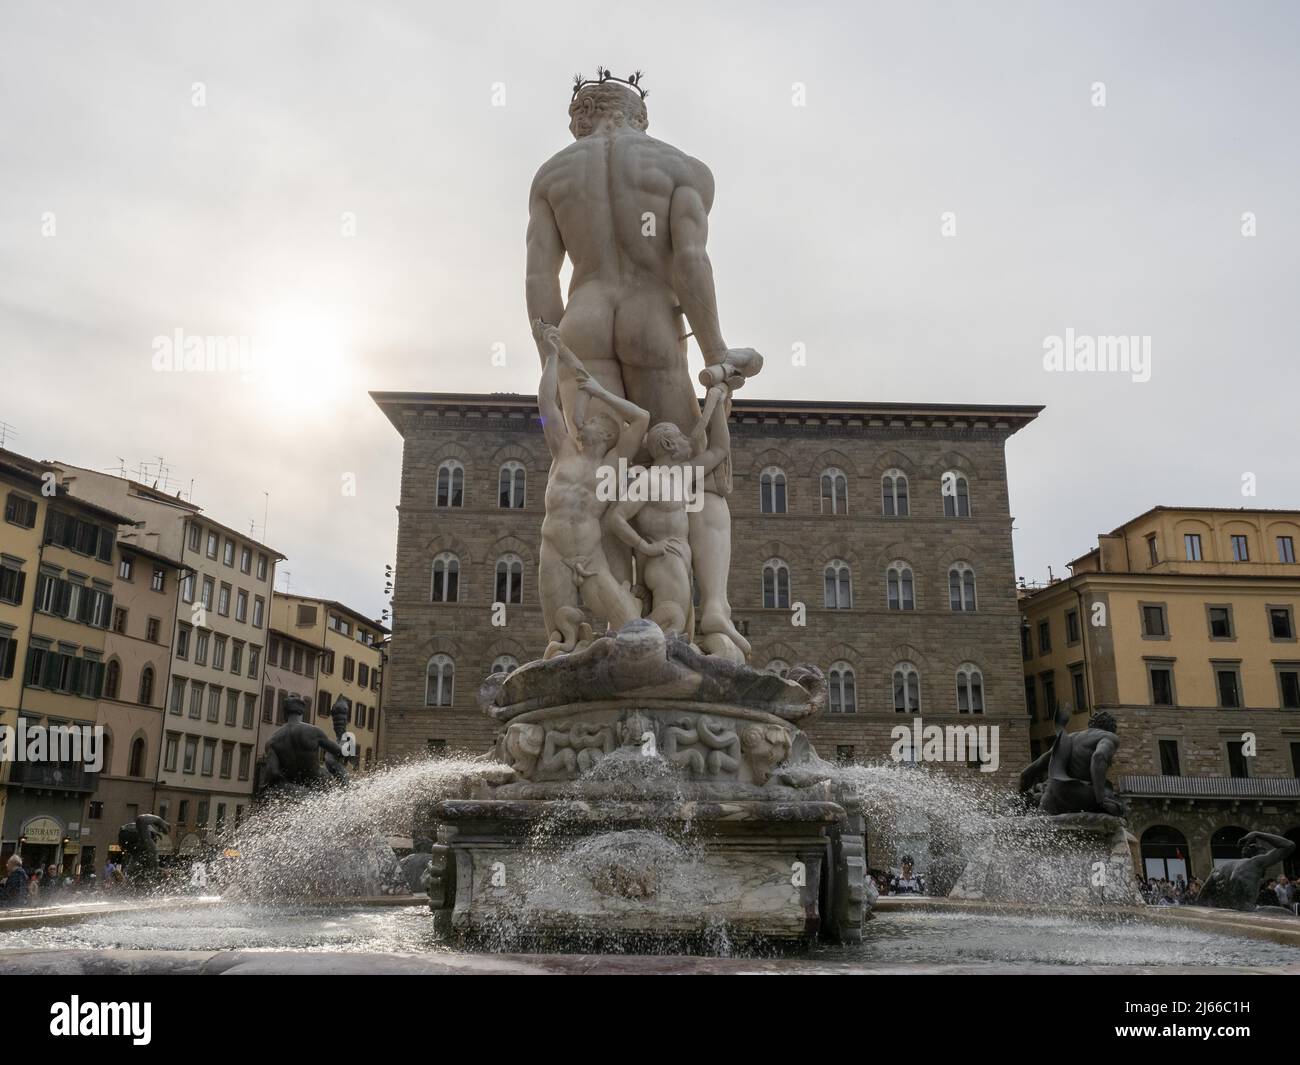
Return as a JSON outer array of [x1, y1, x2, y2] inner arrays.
[[1020, 507, 1300, 884]]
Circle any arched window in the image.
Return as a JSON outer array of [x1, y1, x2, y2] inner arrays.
[[949, 562, 977, 611], [762, 558, 791, 609], [956, 663, 984, 714], [1210, 826, 1249, 868], [828, 661, 857, 713], [128, 737, 147, 777], [820, 468, 848, 514], [823, 560, 852, 609], [765, 659, 790, 678], [893, 663, 921, 713], [431, 552, 460, 603], [104, 659, 121, 700], [1141, 825, 1192, 881], [436, 460, 464, 508], [425, 655, 455, 707], [491, 654, 519, 675], [886, 561, 915, 610], [498, 461, 526, 509], [759, 467, 787, 514], [942, 471, 971, 517], [882, 470, 910, 517], [138, 665, 155, 706], [495, 554, 524, 605]]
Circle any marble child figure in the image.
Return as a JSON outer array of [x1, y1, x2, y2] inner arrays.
[[535, 321, 646, 659]]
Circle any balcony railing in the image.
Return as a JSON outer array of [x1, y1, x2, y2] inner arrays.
[[7, 761, 99, 792]]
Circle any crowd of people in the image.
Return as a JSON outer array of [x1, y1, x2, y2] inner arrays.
[[1, 854, 130, 907], [1138, 871, 1298, 912]]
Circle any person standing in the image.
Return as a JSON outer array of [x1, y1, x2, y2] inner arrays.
[[2, 856, 29, 906], [888, 855, 927, 896]]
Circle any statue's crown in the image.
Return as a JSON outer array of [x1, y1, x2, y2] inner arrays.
[[572, 66, 647, 100]]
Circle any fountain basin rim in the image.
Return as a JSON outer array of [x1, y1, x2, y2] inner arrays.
[[432, 797, 847, 826]]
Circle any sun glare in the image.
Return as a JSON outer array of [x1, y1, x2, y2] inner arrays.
[[257, 304, 353, 407]]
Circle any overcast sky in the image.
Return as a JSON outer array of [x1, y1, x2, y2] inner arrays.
[[2, 0, 1297, 620]]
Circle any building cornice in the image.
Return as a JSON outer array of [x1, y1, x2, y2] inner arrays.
[[370, 391, 1042, 438]]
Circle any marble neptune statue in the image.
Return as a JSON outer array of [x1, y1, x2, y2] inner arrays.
[[526, 68, 761, 662]]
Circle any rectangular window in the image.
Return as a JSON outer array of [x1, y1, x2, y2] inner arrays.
[[0, 630, 18, 680], [176, 625, 191, 659], [218, 583, 231, 617], [1149, 665, 1175, 707], [119, 557, 133, 581], [220, 742, 233, 779], [189, 681, 204, 719], [0, 561, 25, 606], [343, 656, 355, 682], [212, 634, 227, 671], [164, 733, 179, 773], [145, 617, 160, 643], [253, 596, 265, 628], [222, 540, 235, 567], [1215, 666, 1242, 709], [1070, 667, 1087, 714], [1146, 535, 1158, 566], [230, 640, 243, 674], [112, 607, 128, 634], [4, 492, 38, 529], [1231, 534, 1249, 562], [225, 688, 238, 726], [1037, 620, 1051, 655], [1020, 623, 1031, 661], [201, 577, 214, 609], [201, 738, 216, 776], [1040, 673, 1057, 718], [263, 685, 274, 723], [178, 799, 190, 825], [248, 645, 260, 679], [1141, 604, 1168, 638], [181, 573, 195, 604], [196, 800, 209, 826], [1226, 740, 1249, 778], [151, 566, 165, 592], [1293, 743, 1300, 778], [187, 524, 202, 553], [194, 630, 209, 665], [243, 693, 256, 729], [292, 646, 304, 674], [235, 589, 247, 623], [240, 546, 252, 574], [322, 650, 335, 675], [1208, 605, 1233, 639], [1269, 606, 1295, 640], [1158, 739, 1181, 777], [1279, 536, 1297, 564], [297, 604, 318, 627], [1065, 609, 1080, 645], [1277, 667, 1300, 710], [207, 685, 221, 722], [183, 735, 198, 773], [169, 676, 185, 714], [239, 744, 252, 780], [206, 532, 219, 559], [257, 554, 268, 581]]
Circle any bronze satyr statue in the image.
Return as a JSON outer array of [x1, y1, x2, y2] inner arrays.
[[118, 813, 170, 879], [1019, 708, 1124, 817], [1196, 832, 1296, 912], [262, 693, 348, 790]]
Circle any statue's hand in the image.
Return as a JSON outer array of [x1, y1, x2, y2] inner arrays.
[[533, 319, 561, 361], [640, 540, 667, 557]]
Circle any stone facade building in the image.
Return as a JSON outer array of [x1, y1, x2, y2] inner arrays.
[[373, 391, 1040, 795], [1019, 506, 1300, 882]]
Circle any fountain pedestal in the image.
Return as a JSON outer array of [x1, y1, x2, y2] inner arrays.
[[428, 621, 868, 948]]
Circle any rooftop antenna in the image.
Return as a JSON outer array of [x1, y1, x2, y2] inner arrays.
[[0, 421, 17, 449]]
